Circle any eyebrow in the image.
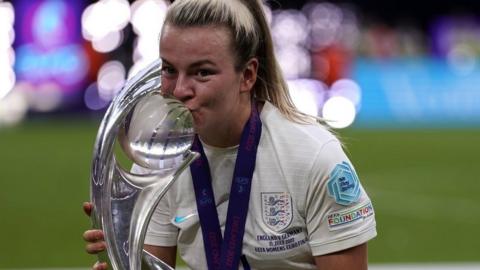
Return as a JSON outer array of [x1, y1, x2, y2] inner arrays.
[[161, 58, 216, 68]]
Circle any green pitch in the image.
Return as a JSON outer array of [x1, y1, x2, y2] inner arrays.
[[0, 120, 479, 267]]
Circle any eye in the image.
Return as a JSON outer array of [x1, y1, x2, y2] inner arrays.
[[196, 69, 214, 78], [161, 66, 177, 76]]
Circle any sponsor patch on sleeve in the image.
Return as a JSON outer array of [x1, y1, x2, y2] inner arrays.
[[327, 161, 361, 205], [326, 201, 374, 231]]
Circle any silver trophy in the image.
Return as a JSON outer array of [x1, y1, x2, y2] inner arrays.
[[90, 59, 198, 270]]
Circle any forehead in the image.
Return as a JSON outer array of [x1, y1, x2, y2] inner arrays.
[[160, 24, 234, 65]]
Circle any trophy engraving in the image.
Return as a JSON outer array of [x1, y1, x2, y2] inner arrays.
[[90, 59, 198, 270]]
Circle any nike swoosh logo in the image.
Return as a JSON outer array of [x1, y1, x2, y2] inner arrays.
[[174, 213, 197, 223]]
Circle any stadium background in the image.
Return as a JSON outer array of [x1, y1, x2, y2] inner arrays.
[[0, 0, 479, 268]]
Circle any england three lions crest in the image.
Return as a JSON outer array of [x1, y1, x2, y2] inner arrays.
[[261, 192, 293, 231]]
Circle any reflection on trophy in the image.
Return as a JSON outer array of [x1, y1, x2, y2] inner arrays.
[[90, 59, 198, 270]]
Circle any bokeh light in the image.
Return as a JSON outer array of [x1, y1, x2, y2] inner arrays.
[[0, 25, 14, 50], [32, 0, 71, 48], [288, 79, 327, 116], [97, 60, 126, 102], [447, 44, 477, 76], [14, 0, 88, 111], [82, 0, 130, 43], [304, 2, 344, 49], [276, 45, 311, 79], [130, 0, 167, 77], [92, 30, 124, 53], [271, 9, 311, 79], [0, 87, 28, 126], [0, 2, 14, 26], [0, 67, 15, 100], [329, 78, 362, 108], [130, 0, 167, 36], [84, 82, 110, 110], [322, 96, 356, 129], [272, 10, 310, 48], [0, 1, 15, 100]]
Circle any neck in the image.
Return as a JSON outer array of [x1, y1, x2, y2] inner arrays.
[[199, 100, 253, 148]]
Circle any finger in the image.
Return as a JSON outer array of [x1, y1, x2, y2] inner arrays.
[[83, 202, 93, 216], [93, 261, 108, 270], [86, 241, 107, 254], [83, 230, 104, 242]]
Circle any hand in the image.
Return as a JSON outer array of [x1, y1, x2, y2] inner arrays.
[[83, 202, 109, 270]]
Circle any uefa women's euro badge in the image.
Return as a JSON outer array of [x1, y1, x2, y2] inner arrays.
[[90, 59, 198, 270]]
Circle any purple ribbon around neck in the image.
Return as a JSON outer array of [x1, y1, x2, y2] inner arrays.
[[190, 103, 261, 270]]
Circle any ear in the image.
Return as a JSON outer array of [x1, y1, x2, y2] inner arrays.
[[240, 58, 259, 93]]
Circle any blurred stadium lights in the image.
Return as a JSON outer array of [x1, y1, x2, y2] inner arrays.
[[329, 79, 362, 110], [0, 87, 28, 127], [288, 79, 326, 117], [272, 10, 311, 79], [1, 0, 479, 129], [92, 30, 124, 53], [271, 2, 361, 128], [81, 0, 130, 44], [97, 60, 126, 102], [84, 60, 126, 111], [0, 1, 23, 126], [439, 18, 480, 76], [0, 65, 15, 100], [81, 0, 168, 110], [304, 2, 344, 49], [0, 0, 369, 129], [25, 82, 63, 112], [320, 78, 361, 128], [447, 44, 477, 76], [84, 82, 109, 110], [11, 0, 88, 121], [129, 0, 167, 78], [0, 1, 15, 100], [322, 96, 357, 129], [272, 10, 310, 48], [276, 45, 312, 79]]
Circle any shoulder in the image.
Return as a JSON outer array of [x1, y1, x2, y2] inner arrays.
[[260, 101, 339, 154]]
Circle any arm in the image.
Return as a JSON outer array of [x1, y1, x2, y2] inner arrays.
[[305, 140, 376, 269], [314, 243, 367, 270], [144, 244, 177, 268]]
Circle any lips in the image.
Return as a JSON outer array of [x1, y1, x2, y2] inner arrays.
[[181, 100, 196, 112]]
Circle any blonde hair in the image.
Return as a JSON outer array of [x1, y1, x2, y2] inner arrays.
[[164, 0, 315, 123]]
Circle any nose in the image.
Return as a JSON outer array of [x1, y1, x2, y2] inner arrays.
[[172, 74, 194, 102]]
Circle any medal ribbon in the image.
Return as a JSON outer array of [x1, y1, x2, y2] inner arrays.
[[190, 103, 261, 270]]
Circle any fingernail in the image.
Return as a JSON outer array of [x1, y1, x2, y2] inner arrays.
[[96, 231, 104, 240]]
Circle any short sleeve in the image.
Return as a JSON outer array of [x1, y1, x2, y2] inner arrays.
[[305, 140, 377, 256], [131, 164, 179, 247]]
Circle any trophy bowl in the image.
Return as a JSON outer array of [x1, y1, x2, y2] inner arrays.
[[90, 59, 198, 270]]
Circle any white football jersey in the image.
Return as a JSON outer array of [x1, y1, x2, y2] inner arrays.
[[141, 101, 377, 269]]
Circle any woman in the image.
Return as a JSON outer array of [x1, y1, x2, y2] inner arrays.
[[83, 0, 377, 269]]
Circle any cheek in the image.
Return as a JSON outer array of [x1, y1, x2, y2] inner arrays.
[[193, 95, 219, 120], [193, 84, 218, 106], [191, 110, 207, 131], [160, 78, 176, 95]]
